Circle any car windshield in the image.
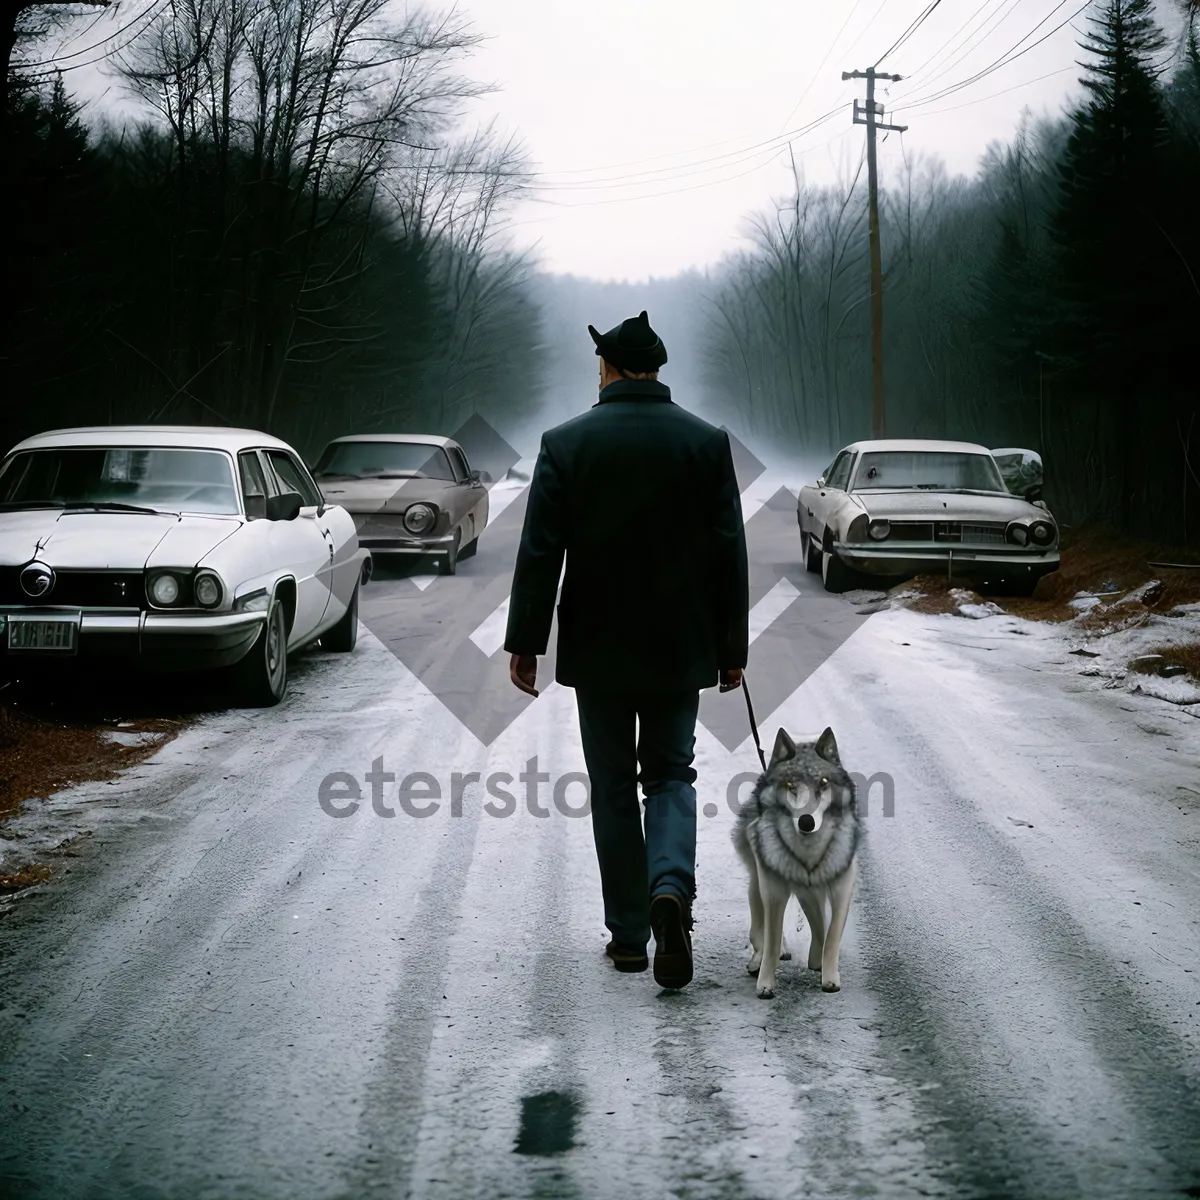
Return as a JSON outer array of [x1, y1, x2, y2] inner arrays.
[[0, 447, 240, 514], [313, 441, 455, 481], [852, 451, 1005, 492]]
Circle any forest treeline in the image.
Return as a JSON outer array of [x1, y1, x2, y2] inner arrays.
[[5, 0, 542, 459], [703, 0, 1200, 544]]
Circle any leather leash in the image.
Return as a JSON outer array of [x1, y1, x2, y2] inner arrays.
[[741, 674, 767, 772]]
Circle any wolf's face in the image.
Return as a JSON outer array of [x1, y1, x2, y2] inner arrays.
[[757, 727, 854, 838]]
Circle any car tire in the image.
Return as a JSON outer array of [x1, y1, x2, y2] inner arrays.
[[232, 596, 288, 707], [803, 533, 821, 574], [460, 536, 478, 560], [321, 582, 359, 652], [821, 550, 859, 594], [439, 530, 460, 576]]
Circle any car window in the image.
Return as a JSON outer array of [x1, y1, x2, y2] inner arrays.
[[448, 448, 470, 482], [0, 447, 239, 515], [239, 451, 268, 519], [266, 450, 322, 506], [853, 451, 1005, 491], [312, 441, 457, 481], [826, 452, 853, 490]]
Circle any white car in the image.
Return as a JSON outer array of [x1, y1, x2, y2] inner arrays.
[[0, 426, 371, 705], [797, 439, 1060, 594]]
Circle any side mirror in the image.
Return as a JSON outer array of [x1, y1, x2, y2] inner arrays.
[[266, 491, 304, 521], [477, 470, 493, 484], [992, 448, 1043, 500], [816, 476, 826, 489]]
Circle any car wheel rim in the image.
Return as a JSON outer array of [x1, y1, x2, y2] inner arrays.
[[266, 607, 284, 688]]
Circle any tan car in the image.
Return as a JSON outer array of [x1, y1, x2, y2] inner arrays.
[[312, 435, 490, 575]]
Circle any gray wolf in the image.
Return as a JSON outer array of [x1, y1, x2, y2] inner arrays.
[[733, 727, 860, 997], [503, 311, 750, 988]]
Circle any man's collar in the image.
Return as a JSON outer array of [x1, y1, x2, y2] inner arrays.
[[595, 378, 672, 405]]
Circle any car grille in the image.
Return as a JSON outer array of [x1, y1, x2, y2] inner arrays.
[[0, 568, 146, 608], [960, 523, 1007, 545], [886, 521, 1007, 544], [354, 514, 410, 538]]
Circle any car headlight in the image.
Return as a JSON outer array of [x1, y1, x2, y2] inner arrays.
[[1028, 520, 1055, 546], [867, 519, 890, 541], [194, 571, 223, 608], [403, 503, 436, 535], [149, 573, 181, 606], [1006, 522, 1029, 546]]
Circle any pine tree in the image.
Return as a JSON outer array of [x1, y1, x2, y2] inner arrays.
[[1053, 0, 1170, 529]]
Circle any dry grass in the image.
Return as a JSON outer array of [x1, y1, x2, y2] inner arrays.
[[1035, 528, 1200, 610], [892, 528, 1200, 625], [0, 693, 184, 891], [1126, 642, 1200, 679], [0, 863, 52, 894], [0, 699, 181, 822]]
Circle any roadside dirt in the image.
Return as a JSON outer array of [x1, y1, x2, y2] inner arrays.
[[894, 528, 1200, 624], [0, 690, 184, 892]]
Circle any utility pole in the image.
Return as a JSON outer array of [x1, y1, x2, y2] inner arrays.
[[842, 68, 906, 439]]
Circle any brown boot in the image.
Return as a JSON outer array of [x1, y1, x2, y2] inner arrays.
[[605, 940, 649, 973], [650, 893, 693, 989]]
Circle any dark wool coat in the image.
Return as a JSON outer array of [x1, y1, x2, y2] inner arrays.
[[504, 379, 749, 691]]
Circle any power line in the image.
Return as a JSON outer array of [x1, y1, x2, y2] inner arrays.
[[873, 0, 946, 68], [910, 63, 1077, 115], [779, 0, 870, 132], [523, 110, 845, 208], [840, 0, 896, 64], [533, 104, 847, 191], [898, 0, 1021, 92], [891, 0, 1089, 112]]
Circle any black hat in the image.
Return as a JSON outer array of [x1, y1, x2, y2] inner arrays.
[[588, 310, 668, 373]]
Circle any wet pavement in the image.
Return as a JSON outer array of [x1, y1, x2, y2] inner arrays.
[[1, 473, 1198, 1199]]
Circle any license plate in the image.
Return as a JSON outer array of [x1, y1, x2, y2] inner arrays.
[[7, 616, 80, 653]]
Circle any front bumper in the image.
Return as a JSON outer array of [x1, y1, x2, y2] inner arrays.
[[355, 531, 456, 555], [0, 607, 268, 671], [834, 543, 1060, 579]]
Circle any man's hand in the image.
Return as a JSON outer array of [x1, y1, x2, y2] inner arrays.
[[719, 668, 743, 692], [510, 653, 539, 697]]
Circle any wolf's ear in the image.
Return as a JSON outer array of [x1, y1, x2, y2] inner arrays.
[[815, 727, 840, 764], [770, 728, 797, 766]]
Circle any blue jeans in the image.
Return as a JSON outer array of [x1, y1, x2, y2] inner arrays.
[[575, 689, 699, 948]]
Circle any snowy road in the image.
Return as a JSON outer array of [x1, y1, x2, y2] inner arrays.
[[1, 475, 1198, 1199]]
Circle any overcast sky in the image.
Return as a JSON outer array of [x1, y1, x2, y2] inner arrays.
[[465, 0, 1106, 279], [61, 0, 1188, 281]]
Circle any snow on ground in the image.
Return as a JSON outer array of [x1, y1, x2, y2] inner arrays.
[[930, 583, 1200, 708]]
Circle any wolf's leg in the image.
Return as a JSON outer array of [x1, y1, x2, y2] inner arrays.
[[747, 869, 765, 974], [779, 897, 793, 961], [795, 889, 826, 971], [820, 859, 857, 993], [754, 865, 790, 999]]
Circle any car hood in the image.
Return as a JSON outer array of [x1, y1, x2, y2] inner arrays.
[[0, 510, 240, 569], [317, 476, 458, 513], [853, 490, 1047, 523]]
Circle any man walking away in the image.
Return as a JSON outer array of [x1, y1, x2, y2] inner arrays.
[[504, 311, 749, 989]]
